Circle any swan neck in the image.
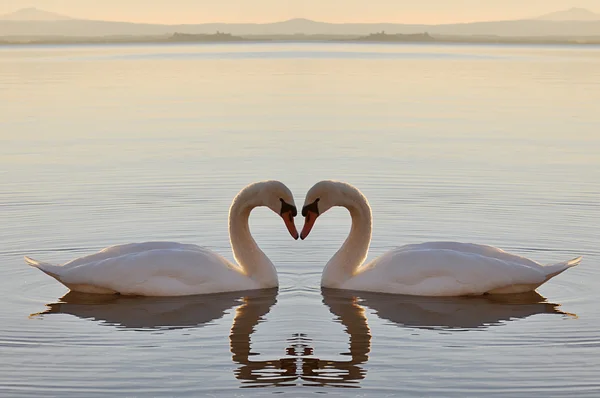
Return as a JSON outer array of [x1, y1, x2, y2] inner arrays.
[[229, 195, 278, 287], [322, 193, 372, 287]]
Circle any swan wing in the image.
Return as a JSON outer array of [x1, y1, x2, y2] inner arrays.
[[36, 243, 255, 296], [62, 242, 207, 268], [351, 243, 547, 296], [394, 242, 542, 268]]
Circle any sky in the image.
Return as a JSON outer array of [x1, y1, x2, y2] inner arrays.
[[1, 0, 599, 24]]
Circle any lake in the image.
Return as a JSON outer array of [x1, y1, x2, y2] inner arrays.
[[1, 42, 599, 397]]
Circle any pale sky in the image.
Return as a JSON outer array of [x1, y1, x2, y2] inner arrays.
[[1, 0, 598, 24]]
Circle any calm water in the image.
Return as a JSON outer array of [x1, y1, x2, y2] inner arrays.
[[1, 43, 599, 397]]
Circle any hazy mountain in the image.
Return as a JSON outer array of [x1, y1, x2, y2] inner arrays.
[[1, 9, 600, 38], [0, 7, 72, 21], [537, 7, 600, 21]]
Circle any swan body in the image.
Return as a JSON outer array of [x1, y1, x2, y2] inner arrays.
[[300, 180, 582, 296], [25, 181, 299, 296], [337, 242, 581, 296], [25, 242, 262, 296]]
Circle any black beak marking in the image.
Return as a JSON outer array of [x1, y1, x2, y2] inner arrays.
[[301, 198, 320, 217], [280, 198, 297, 217]]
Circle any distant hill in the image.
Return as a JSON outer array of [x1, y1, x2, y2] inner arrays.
[[356, 32, 435, 42], [537, 7, 600, 21], [0, 7, 72, 21], [1, 9, 600, 38], [168, 32, 244, 42]]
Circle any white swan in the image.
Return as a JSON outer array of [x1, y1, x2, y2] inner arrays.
[[300, 180, 582, 296], [25, 181, 299, 296]]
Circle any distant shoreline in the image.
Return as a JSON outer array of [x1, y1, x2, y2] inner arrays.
[[2, 31, 600, 46]]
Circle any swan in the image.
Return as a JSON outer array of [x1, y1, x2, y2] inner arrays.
[[25, 180, 299, 296], [300, 180, 582, 296]]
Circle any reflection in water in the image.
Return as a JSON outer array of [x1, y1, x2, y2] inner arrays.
[[32, 287, 573, 389], [230, 291, 371, 388], [305, 290, 371, 387], [33, 288, 371, 388], [229, 293, 296, 387], [33, 288, 278, 331], [323, 288, 574, 331]]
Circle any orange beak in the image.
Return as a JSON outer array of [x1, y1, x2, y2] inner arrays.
[[300, 211, 318, 240], [282, 211, 299, 240]]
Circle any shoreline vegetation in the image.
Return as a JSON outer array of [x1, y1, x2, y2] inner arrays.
[[1, 31, 600, 46]]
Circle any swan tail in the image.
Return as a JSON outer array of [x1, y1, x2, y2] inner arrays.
[[25, 256, 118, 294], [487, 256, 582, 295], [543, 256, 582, 281], [24, 256, 63, 280]]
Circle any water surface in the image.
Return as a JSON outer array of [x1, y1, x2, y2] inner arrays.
[[1, 43, 599, 397]]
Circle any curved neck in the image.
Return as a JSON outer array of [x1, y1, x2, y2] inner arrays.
[[229, 191, 278, 288], [321, 192, 372, 288]]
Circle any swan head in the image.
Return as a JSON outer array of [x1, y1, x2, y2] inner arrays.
[[258, 180, 299, 240], [300, 180, 363, 240]]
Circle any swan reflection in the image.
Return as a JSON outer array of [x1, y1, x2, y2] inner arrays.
[[230, 290, 372, 388], [31, 287, 572, 389], [229, 294, 296, 387], [303, 289, 371, 387], [323, 288, 574, 331], [32, 288, 277, 331]]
